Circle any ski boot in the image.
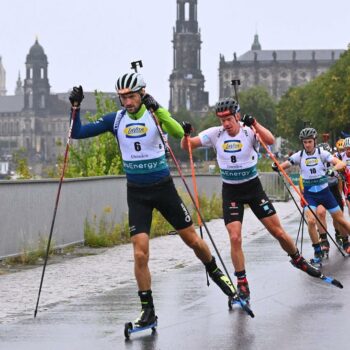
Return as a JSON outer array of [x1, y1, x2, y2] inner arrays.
[[310, 250, 323, 267], [290, 254, 321, 278], [335, 231, 343, 247], [134, 307, 157, 328], [237, 280, 250, 302], [124, 308, 158, 339], [343, 240, 350, 256], [207, 267, 235, 297], [319, 234, 330, 258]]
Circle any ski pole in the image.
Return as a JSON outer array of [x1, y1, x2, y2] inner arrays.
[[186, 135, 210, 287], [295, 208, 304, 247], [148, 108, 254, 317], [277, 172, 308, 225], [252, 126, 345, 257], [34, 107, 78, 318]]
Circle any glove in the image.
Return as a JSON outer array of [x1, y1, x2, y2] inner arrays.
[[325, 168, 335, 177], [271, 162, 279, 172], [69, 85, 84, 107], [142, 94, 160, 111], [182, 121, 193, 136], [242, 114, 256, 127]]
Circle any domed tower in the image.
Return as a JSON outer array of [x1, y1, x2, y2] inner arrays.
[[23, 38, 50, 113], [169, 0, 208, 113]]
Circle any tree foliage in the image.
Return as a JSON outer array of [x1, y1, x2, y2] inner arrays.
[[52, 92, 123, 178], [238, 86, 277, 132]]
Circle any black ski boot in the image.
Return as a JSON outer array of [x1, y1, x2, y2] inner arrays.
[[290, 251, 321, 278], [320, 234, 330, 258], [310, 250, 323, 267], [205, 257, 235, 297], [134, 307, 157, 328], [335, 231, 343, 247], [343, 240, 350, 255]]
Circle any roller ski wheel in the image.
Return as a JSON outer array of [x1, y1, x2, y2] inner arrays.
[[124, 316, 158, 339], [228, 295, 250, 310]]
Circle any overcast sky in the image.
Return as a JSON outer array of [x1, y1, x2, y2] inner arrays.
[[1, 0, 349, 106]]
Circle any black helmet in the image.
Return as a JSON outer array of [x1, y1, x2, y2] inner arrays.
[[299, 127, 317, 140], [115, 72, 146, 95], [215, 98, 238, 118]]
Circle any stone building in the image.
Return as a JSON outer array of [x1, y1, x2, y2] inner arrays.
[[0, 56, 6, 96], [0, 39, 113, 175], [219, 34, 345, 100], [169, 0, 209, 113]]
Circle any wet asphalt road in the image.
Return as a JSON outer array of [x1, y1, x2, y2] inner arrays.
[[0, 208, 349, 350]]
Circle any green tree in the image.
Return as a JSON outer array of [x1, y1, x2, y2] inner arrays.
[[238, 86, 277, 132], [13, 148, 32, 179], [276, 48, 350, 146], [50, 92, 123, 178]]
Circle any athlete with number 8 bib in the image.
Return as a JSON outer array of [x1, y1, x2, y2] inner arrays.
[[181, 97, 322, 305]]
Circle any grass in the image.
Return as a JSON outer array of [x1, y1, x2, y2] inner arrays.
[[84, 191, 223, 248]]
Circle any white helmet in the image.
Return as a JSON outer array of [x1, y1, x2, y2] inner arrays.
[[115, 72, 146, 95], [344, 137, 350, 148]]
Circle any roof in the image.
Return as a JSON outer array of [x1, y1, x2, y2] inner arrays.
[[237, 49, 344, 62], [0, 95, 24, 113]]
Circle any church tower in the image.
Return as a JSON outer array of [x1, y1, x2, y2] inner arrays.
[[0, 56, 6, 96], [23, 38, 50, 113], [169, 0, 208, 113]]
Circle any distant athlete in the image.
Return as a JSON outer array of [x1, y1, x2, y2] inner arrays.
[[277, 128, 350, 256]]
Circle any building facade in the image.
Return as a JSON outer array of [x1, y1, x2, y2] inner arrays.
[[169, 0, 209, 113], [0, 39, 111, 175], [219, 35, 344, 100]]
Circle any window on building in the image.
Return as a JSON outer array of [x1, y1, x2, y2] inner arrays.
[[185, 2, 189, 20], [41, 68, 44, 79], [40, 94, 45, 108], [29, 92, 33, 108]]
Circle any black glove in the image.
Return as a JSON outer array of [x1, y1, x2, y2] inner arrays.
[[182, 121, 193, 136], [142, 94, 160, 111], [326, 168, 336, 177], [242, 114, 256, 127], [69, 86, 84, 107], [271, 162, 279, 172]]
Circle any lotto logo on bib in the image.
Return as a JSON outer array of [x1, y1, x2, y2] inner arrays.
[[222, 140, 242, 153], [305, 157, 318, 166], [124, 123, 148, 138]]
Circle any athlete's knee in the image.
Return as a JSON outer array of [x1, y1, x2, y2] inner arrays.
[[134, 249, 149, 266], [307, 215, 317, 226], [229, 231, 242, 247]]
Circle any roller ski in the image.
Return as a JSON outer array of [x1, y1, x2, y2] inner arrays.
[[205, 261, 254, 317], [228, 280, 251, 311], [290, 252, 343, 289], [124, 308, 158, 339]]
